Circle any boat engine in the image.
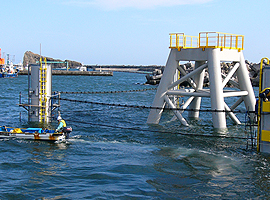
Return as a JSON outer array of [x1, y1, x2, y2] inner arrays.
[[63, 126, 72, 139]]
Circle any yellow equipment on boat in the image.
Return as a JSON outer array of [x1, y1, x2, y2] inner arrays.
[[257, 57, 270, 153]]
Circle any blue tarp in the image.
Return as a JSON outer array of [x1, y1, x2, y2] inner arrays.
[[25, 128, 42, 133]]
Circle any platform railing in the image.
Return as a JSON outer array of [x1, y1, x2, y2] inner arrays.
[[170, 33, 183, 49], [170, 33, 199, 50], [199, 32, 244, 51], [170, 32, 244, 51]]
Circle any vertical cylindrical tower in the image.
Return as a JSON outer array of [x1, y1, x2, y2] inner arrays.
[[28, 63, 52, 123]]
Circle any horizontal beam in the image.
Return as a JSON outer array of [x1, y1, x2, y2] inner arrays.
[[167, 89, 248, 97]]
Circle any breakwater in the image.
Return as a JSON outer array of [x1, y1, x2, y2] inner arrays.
[[18, 70, 113, 76], [85, 65, 164, 73]]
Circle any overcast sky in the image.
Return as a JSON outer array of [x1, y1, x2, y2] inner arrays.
[[1, 0, 269, 65]]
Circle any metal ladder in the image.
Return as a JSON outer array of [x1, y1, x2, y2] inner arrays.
[[39, 57, 47, 122]]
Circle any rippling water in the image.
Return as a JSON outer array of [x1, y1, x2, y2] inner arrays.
[[0, 72, 269, 199]]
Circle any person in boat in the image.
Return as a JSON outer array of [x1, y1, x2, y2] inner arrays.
[[55, 116, 67, 132], [259, 88, 270, 102]]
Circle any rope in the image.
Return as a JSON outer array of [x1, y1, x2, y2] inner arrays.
[[59, 87, 157, 94], [59, 97, 253, 114], [57, 88, 258, 114]]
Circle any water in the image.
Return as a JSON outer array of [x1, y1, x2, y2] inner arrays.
[[0, 72, 269, 199]]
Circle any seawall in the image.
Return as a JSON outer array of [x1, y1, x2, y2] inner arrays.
[[18, 70, 113, 76], [85, 65, 164, 73]]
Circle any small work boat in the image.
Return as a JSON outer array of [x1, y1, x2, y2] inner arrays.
[[0, 126, 72, 142], [0, 63, 19, 78], [0, 72, 18, 78]]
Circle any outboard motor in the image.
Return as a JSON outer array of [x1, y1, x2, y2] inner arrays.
[[63, 127, 72, 139]]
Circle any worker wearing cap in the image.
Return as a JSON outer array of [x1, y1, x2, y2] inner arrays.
[[56, 116, 67, 132]]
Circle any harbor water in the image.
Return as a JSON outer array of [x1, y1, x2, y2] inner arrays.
[[0, 72, 269, 199]]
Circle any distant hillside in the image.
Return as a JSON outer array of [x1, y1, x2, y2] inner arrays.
[[23, 51, 82, 68]]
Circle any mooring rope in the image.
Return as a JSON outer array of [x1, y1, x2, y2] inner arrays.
[[59, 87, 157, 94], [57, 88, 257, 114], [55, 88, 257, 146], [59, 97, 254, 114]]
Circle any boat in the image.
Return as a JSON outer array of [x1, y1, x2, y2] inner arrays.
[[0, 126, 72, 142], [0, 71, 18, 78], [0, 63, 19, 78]]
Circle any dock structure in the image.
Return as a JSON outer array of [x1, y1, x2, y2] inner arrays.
[[147, 32, 256, 129]]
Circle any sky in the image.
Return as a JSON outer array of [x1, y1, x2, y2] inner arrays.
[[0, 0, 269, 65]]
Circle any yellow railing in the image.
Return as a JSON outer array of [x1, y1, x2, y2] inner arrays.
[[170, 33, 199, 50], [199, 32, 244, 51], [170, 32, 244, 51]]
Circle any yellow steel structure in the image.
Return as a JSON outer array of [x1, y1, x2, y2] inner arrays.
[[261, 130, 270, 142], [170, 32, 244, 52], [257, 57, 270, 152], [262, 101, 270, 112], [39, 57, 47, 122]]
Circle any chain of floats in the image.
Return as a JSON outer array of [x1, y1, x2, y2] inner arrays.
[[59, 97, 251, 113], [59, 89, 256, 141], [59, 87, 157, 94], [58, 87, 253, 114]]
